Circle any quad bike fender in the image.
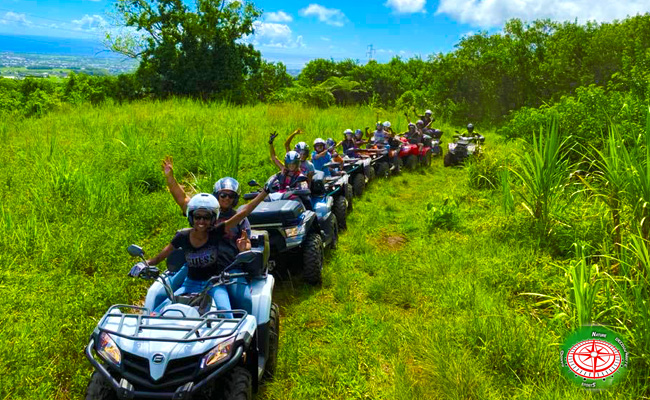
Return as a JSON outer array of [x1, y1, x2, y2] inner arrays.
[[312, 196, 334, 220], [286, 210, 317, 249], [249, 274, 275, 326], [419, 146, 432, 157], [144, 266, 188, 311]]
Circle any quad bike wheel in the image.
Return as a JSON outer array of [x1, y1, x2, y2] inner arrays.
[[263, 304, 280, 380], [85, 371, 118, 400], [332, 195, 347, 231], [351, 173, 365, 197], [329, 216, 339, 250], [302, 233, 323, 285], [393, 156, 403, 174], [375, 162, 390, 179], [444, 152, 454, 167], [422, 150, 432, 167], [219, 366, 252, 400], [405, 155, 418, 170], [344, 184, 354, 212], [364, 164, 376, 181]]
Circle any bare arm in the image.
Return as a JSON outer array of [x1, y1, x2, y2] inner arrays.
[[313, 149, 330, 159], [224, 189, 269, 231], [284, 129, 301, 152], [146, 244, 174, 266], [162, 156, 191, 214], [269, 142, 284, 170]]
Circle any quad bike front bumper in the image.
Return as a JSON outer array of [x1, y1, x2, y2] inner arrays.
[[86, 339, 244, 400]]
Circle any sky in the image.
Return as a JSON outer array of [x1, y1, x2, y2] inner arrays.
[[1, 0, 650, 68]]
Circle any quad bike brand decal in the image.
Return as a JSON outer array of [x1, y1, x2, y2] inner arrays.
[[152, 353, 165, 364], [560, 326, 629, 390]]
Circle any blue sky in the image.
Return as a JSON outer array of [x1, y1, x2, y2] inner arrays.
[[1, 0, 650, 68]]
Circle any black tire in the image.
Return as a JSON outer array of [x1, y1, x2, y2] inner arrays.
[[221, 366, 252, 400], [422, 150, 432, 167], [365, 164, 375, 181], [332, 195, 347, 231], [375, 162, 390, 178], [264, 304, 280, 381], [393, 156, 403, 174], [344, 184, 353, 212], [85, 371, 118, 400], [406, 155, 418, 170], [302, 233, 323, 285], [444, 152, 454, 167], [329, 216, 339, 250], [351, 173, 365, 197]]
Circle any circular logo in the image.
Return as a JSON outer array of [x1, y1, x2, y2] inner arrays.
[[152, 353, 165, 364], [560, 325, 629, 390]]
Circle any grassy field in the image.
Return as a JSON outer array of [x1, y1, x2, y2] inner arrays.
[[0, 101, 647, 399]]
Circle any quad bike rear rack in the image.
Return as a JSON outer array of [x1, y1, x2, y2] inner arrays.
[[97, 304, 249, 343]]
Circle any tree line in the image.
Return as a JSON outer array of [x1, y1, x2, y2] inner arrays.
[[1, 0, 650, 145]]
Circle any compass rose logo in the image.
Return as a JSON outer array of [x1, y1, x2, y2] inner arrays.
[[560, 326, 629, 390]]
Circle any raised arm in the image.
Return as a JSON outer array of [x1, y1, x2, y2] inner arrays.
[[224, 188, 269, 231], [313, 148, 330, 159], [162, 156, 191, 214], [269, 133, 284, 171], [284, 129, 302, 152]]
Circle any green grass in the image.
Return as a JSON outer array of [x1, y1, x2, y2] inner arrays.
[[0, 100, 647, 399]]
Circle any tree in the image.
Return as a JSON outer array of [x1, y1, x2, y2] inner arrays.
[[108, 0, 262, 100]]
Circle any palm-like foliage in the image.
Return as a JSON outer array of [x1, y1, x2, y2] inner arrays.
[[511, 116, 570, 233]]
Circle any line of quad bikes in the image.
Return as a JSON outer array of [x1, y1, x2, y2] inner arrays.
[[84, 121, 485, 400]]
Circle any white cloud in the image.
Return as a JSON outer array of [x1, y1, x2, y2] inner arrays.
[[299, 4, 347, 27], [252, 22, 305, 48], [0, 11, 32, 26], [385, 0, 427, 14], [266, 11, 293, 23], [320, 36, 331, 41], [436, 0, 650, 28], [72, 14, 107, 31], [377, 48, 395, 53]]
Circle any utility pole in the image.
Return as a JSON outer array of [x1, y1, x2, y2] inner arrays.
[[366, 44, 376, 62]]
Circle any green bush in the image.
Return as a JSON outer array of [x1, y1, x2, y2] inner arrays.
[[425, 197, 459, 231]]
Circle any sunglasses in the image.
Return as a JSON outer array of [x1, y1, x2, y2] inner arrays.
[[218, 192, 237, 199], [194, 215, 212, 222]]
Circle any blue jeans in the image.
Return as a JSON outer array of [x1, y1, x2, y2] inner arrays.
[[226, 268, 252, 314], [157, 277, 233, 318]]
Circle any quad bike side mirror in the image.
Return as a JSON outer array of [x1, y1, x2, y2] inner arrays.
[[127, 244, 145, 258], [248, 180, 260, 187]]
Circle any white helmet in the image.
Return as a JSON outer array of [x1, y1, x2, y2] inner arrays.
[[314, 138, 326, 146], [383, 121, 391, 128], [343, 129, 353, 136], [187, 193, 219, 227], [425, 110, 432, 115]]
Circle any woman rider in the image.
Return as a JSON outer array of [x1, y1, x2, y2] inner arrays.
[[144, 189, 269, 316], [161, 157, 253, 310], [269, 130, 315, 185]]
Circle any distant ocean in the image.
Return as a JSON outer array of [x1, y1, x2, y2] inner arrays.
[[0, 34, 117, 58]]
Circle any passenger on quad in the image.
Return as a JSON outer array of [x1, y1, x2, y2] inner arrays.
[[401, 122, 424, 150], [270, 149, 310, 192], [342, 129, 358, 157], [312, 138, 333, 177], [422, 109, 434, 128], [140, 190, 269, 316], [269, 130, 315, 185]]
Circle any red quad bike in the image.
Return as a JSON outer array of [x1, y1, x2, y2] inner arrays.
[[397, 136, 432, 170]]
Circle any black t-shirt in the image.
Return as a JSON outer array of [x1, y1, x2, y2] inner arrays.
[[171, 223, 227, 281]]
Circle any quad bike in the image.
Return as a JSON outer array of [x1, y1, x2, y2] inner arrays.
[[319, 165, 353, 227], [444, 132, 485, 167], [241, 174, 338, 285], [424, 129, 444, 157], [85, 243, 278, 400], [337, 156, 372, 197], [396, 136, 432, 169]]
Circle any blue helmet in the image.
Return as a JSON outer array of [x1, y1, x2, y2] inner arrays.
[[187, 193, 219, 227], [284, 150, 301, 169], [326, 138, 336, 148], [467, 123, 474, 132], [294, 141, 309, 154], [213, 177, 240, 206], [354, 129, 363, 139]]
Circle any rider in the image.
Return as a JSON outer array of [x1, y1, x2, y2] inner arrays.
[[422, 110, 434, 128], [312, 138, 332, 177], [341, 129, 357, 157], [270, 131, 315, 185], [143, 189, 269, 316]]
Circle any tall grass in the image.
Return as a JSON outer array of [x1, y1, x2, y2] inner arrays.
[[511, 116, 570, 235]]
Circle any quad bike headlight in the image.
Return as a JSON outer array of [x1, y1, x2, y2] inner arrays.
[[284, 225, 305, 238], [201, 337, 235, 369], [97, 332, 121, 366]]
